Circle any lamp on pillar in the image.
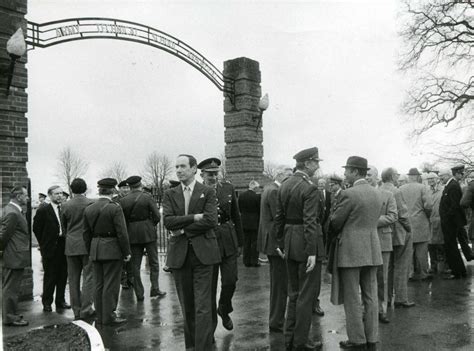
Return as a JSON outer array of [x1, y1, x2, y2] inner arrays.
[[253, 93, 269, 132], [4, 28, 27, 96]]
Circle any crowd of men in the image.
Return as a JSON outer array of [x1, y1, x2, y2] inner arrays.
[[1, 148, 473, 351]]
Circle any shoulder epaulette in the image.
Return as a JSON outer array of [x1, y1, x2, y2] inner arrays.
[[301, 175, 314, 185]]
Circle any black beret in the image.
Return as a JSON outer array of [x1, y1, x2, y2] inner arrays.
[[197, 158, 221, 171], [293, 147, 322, 162], [126, 175, 142, 186], [117, 180, 128, 188], [97, 178, 118, 188]]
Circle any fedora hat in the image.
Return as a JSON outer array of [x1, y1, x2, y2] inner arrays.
[[342, 156, 369, 170]]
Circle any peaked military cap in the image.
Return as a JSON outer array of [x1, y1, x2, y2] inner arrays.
[[451, 164, 465, 172], [342, 156, 369, 170], [197, 157, 221, 172], [407, 168, 421, 176], [169, 180, 181, 188], [329, 175, 343, 184], [97, 178, 117, 188], [62, 191, 70, 198], [126, 175, 142, 186], [293, 147, 322, 162], [38, 193, 47, 198], [117, 180, 128, 188]]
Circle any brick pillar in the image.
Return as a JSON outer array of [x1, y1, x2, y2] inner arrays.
[[0, 0, 33, 301], [223, 57, 264, 192]]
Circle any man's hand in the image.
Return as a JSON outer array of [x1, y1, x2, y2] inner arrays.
[[124, 254, 131, 262], [306, 255, 316, 273], [276, 247, 285, 259], [194, 213, 204, 222]]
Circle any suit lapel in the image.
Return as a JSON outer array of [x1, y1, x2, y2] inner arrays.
[[173, 186, 186, 215], [188, 182, 203, 214], [48, 203, 59, 226]]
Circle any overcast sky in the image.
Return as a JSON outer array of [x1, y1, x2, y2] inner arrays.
[[26, 0, 451, 196]]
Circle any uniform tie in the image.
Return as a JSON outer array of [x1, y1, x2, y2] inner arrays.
[[184, 186, 191, 215]]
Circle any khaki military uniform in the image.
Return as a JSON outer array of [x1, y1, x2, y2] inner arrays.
[[84, 198, 131, 324]]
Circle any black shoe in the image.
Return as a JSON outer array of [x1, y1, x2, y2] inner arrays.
[[313, 306, 325, 316], [294, 341, 323, 350], [56, 302, 71, 309], [217, 306, 233, 330], [80, 310, 97, 320], [150, 289, 167, 298], [6, 319, 29, 327], [420, 275, 433, 281], [366, 342, 377, 351], [252, 263, 261, 267], [443, 274, 460, 280], [339, 340, 367, 350], [43, 305, 52, 312], [394, 301, 415, 308], [378, 313, 390, 324]]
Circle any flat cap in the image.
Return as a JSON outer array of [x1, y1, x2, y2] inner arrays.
[[117, 180, 128, 188], [126, 175, 142, 186], [293, 147, 322, 162], [197, 158, 221, 172], [407, 168, 421, 176], [38, 193, 47, 198], [169, 180, 181, 188], [329, 175, 343, 184], [451, 164, 465, 172], [97, 178, 117, 188], [342, 156, 369, 170]]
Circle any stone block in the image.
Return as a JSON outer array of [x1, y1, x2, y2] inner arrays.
[[226, 157, 263, 173], [224, 57, 261, 82], [225, 142, 263, 158], [225, 127, 263, 143], [224, 111, 261, 128], [234, 79, 261, 97]]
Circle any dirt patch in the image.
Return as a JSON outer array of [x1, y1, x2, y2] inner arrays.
[[4, 323, 90, 351]]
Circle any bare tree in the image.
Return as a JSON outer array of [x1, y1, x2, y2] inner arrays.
[[399, 1, 474, 133], [100, 161, 128, 182], [219, 151, 227, 180], [56, 146, 88, 195], [263, 161, 292, 181], [431, 140, 474, 168], [142, 152, 173, 205], [399, 0, 473, 163]]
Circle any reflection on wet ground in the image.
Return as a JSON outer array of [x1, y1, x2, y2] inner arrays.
[[3, 250, 473, 350]]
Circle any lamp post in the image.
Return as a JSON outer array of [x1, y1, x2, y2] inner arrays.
[[4, 28, 27, 96], [254, 93, 269, 132]]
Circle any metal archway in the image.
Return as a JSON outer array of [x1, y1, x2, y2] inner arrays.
[[26, 17, 235, 100]]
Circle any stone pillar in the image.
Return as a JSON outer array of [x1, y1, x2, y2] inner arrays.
[[0, 0, 33, 301], [223, 57, 264, 192]]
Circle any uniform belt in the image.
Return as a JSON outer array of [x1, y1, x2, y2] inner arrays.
[[93, 232, 117, 238], [128, 218, 148, 223], [285, 218, 304, 225]]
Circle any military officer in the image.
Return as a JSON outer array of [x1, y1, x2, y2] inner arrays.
[[83, 178, 131, 325], [114, 179, 133, 289], [198, 157, 244, 332], [275, 147, 324, 351], [119, 175, 165, 300]]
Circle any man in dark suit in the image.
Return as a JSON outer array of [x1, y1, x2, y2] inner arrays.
[[317, 178, 331, 247], [258, 168, 292, 333], [440, 165, 471, 279], [33, 185, 70, 312], [163, 154, 221, 351], [331, 156, 383, 351], [84, 178, 131, 325], [120, 175, 165, 301], [1, 186, 30, 327], [198, 157, 244, 333], [238, 180, 261, 267], [461, 171, 474, 239], [275, 147, 324, 351], [61, 178, 95, 320]]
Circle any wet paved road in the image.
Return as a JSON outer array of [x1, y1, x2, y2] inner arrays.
[[3, 249, 473, 350]]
